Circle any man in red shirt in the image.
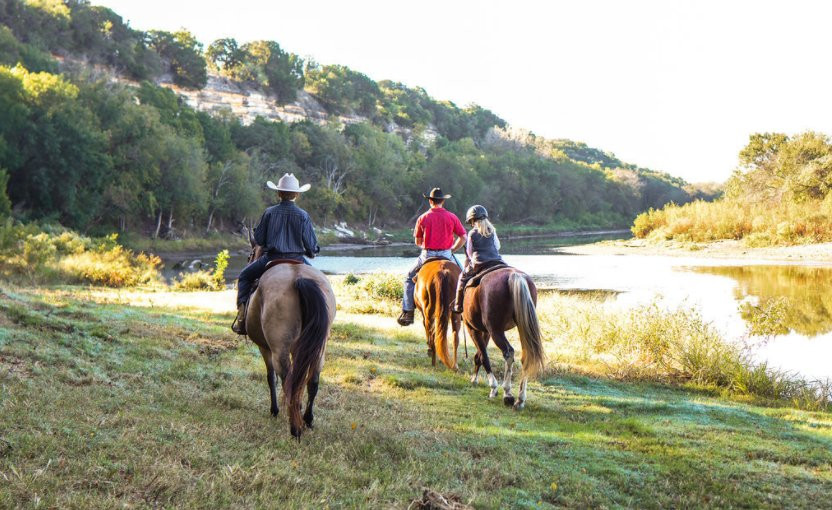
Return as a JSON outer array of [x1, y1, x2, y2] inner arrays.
[[397, 188, 467, 326]]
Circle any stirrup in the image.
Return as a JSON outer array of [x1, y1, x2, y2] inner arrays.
[[231, 303, 247, 335]]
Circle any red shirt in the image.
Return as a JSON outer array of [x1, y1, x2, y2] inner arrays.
[[414, 207, 467, 250]]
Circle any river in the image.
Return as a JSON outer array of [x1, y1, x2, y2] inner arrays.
[[162, 231, 832, 381]]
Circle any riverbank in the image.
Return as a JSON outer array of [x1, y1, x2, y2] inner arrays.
[[1, 282, 830, 507], [560, 238, 832, 263]]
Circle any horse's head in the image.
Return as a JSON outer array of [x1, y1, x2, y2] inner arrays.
[[243, 222, 257, 263]]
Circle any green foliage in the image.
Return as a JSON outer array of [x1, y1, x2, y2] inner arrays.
[[146, 29, 207, 89], [206, 38, 303, 103], [212, 249, 229, 288], [305, 63, 381, 115], [0, 0, 702, 238]]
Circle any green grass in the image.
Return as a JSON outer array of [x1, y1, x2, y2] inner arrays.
[[0, 284, 831, 508]]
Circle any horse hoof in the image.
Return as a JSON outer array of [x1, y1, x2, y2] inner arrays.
[[270, 408, 279, 417], [503, 396, 516, 407], [290, 425, 302, 439], [303, 414, 314, 429], [513, 401, 525, 411]]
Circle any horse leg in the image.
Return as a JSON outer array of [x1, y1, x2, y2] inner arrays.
[[491, 330, 516, 407], [473, 331, 499, 398], [302, 371, 320, 429], [423, 312, 436, 366], [258, 346, 279, 417], [515, 376, 528, 411], [452, 315, 460, 371], [468, 325, 482, 384]]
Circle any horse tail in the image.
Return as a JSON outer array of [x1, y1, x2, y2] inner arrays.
[[433, 268, 454, 369], [285, 277, 330, 435], [508, 272, 545, 378]]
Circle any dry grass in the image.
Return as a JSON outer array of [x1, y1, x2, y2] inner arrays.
[[632, 196, 832, 246]]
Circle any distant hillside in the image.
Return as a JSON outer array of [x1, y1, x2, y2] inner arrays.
[[0, 0, 716, 239]]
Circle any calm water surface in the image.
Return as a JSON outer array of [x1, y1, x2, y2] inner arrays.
[[163, 232, 832, 380]]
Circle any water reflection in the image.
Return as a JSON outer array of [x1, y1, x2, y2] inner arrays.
[[695, 266, 832, 336]]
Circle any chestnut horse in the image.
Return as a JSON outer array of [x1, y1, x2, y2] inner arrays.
[[462, 267, 545, 409], [413, 259, 462, 370], [243, 244, 335, 437]]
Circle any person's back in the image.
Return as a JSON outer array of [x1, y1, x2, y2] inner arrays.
[[232, 173, 319, 335], [397, 188, 467, 326], [453, 205, 504, 313]]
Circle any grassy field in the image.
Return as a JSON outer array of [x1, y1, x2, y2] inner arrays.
[[1, 281, 831, 508]]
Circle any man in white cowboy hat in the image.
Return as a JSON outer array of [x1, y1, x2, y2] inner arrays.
[[397, 187, 467, 326], [232, 173, 320, 334]]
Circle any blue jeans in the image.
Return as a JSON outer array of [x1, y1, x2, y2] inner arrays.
[[402, 249, 456, 311], [237, 254, 310, 306]]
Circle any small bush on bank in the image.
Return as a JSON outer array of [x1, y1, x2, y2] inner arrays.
[[173, 250, 229, 291]]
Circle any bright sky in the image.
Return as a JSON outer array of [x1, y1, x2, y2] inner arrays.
[[95, 0, 832, 183]]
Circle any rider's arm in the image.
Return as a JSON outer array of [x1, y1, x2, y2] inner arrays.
[[301, 215, 320, 258], [451, 234, 466, 252], [414, 216, 425, 248], [450, 215, 467, 252]]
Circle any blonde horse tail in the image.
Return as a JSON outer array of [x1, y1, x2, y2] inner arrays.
[[285, 277, 331, 437], [433, 268, 454, 369], [508, 272, 545, 379]]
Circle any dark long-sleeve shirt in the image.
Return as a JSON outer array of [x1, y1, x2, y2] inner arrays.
[[253, 201, 320, 259]]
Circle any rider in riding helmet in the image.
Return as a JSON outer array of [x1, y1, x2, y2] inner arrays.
[[397, 188, 467, 326], [452, 205, 505, 314], [231, 173, 320, 335]]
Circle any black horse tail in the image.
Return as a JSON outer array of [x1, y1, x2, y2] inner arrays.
[[285, 277, 330, 437], [508, 272, 546, 378]]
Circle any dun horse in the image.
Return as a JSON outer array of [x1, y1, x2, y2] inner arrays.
[[414, 259, 462, 370], [462, 267, 545, 409], [243, 236, 336, 438]]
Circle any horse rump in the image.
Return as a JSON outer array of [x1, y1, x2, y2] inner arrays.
[[508, 272, 546, 378], [284, 277, 331, 437]]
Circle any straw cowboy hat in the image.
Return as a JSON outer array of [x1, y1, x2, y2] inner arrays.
[[423, 187, 452, 200], [267, 173, 311, 193]]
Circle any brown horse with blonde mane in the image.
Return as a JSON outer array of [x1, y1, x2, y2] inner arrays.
[[414, 259, 463, 370], [244, 241, 336, 438], [462, 267, 545, 409]]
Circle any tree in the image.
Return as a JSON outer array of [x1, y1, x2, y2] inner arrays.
[[146, 29, 207, 89]]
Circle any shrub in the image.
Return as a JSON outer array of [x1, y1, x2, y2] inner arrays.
[[358, 272, 402, 301], [0, 223, 161, 286], [173, 250, 229, 291]]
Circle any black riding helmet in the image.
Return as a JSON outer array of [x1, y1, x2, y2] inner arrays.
[[466, 204, 488, 224]]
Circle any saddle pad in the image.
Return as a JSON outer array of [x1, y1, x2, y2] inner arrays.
[[422, 256, 452, 265], [265, 258, 303, 271], [466, 263, 511, 289]]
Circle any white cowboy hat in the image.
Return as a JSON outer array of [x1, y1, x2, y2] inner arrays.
[[266, 173, 311, 193]]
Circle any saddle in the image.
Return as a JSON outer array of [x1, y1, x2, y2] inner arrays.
[[265, 258, 303, 271], [465, 263, 511, 290], [250, 259, 303, 299], [412, 257, 459, 283]]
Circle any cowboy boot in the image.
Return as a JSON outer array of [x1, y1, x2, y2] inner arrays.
[[452, 282, 465, 314], [397, 310, 415, 326], [231, 302, 247, 335]]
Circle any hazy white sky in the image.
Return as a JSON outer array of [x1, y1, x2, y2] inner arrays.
[[96, 0, 832, 183]]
